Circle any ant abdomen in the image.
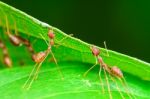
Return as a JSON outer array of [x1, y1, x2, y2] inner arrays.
[[3, 55, 12, 67], [111, 66, 123, 78], [8, 34, 35, 56], [0, 39, 12, 67], [8, 34, 21, 46], [32, 51, 47, 63]]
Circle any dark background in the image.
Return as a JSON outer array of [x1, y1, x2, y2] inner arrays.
[[1, 0, 150, 62]]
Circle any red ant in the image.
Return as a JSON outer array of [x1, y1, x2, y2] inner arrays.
[[104, 41, 135, 99], [32, 29, 73, 78], [31, 29, 63, 79], [23, 29, 72, 89], [5, 16, 35, 58], [84, 45, 135, 99], [84, 46, 112, 99], [0, 39, 12, 67], [3, 16, 68, 89], [0, 16, 35, 68]]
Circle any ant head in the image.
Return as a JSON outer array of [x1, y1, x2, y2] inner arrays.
[[111, 66, 123, 78], [48, 30, 55, 39], [90, 46, 100, 56]]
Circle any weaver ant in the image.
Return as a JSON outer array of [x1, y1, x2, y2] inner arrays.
[[5, 16, 34, 54], [0, 15, 35, 67], [84, 43, 135, 99], [23, 28, 73, 89]]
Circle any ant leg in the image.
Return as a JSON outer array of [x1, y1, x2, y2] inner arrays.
[[5, 16, 9, 35], [103, 67, 112, 99], [5, 16, 21, 46], [103, 41, 124, 98], [83, 56, 98, 77], [40, 33, 64, 80], [39, 33, 49, 46], [98, 65, 105, 93], [118, 78, 134, 99], [14, 21, 18, 35], [49, 49, 64, 80], [123, 77, 136, 99], [26, 53, 49, 90], [22, 63, 38, 89], [122, 77, 136, 99], [109, 75, 125, 99]]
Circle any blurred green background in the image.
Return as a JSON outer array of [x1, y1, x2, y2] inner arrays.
[[1, 0, 150, 62]]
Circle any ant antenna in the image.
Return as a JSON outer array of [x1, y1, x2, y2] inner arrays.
[[104, 41, 109, 57], [22, 63, 38, 89]]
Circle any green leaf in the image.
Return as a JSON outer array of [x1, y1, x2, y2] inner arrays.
[[0, 1, 150, 99], [0, 62, 149, 99]]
